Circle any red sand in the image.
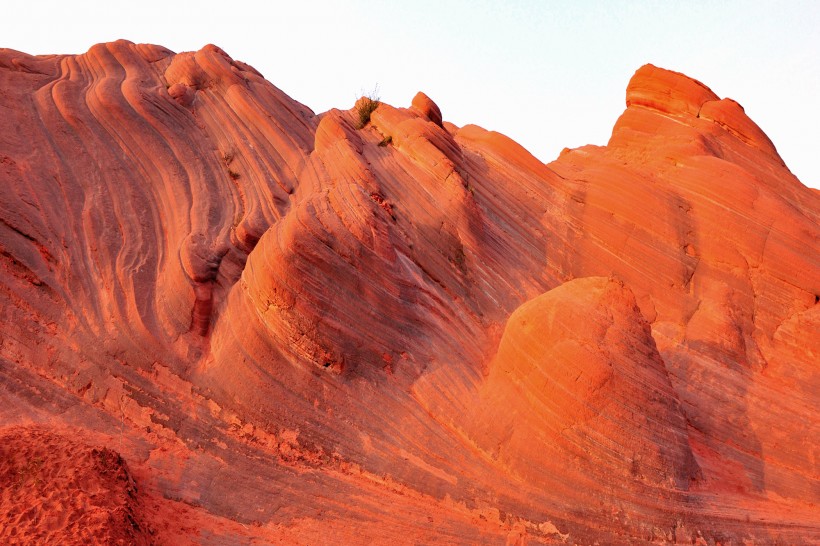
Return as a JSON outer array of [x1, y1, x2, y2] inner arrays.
[[0, 426, 149, 545]]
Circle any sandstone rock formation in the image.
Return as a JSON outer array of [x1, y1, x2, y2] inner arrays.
[[0, 41, 817, 544]]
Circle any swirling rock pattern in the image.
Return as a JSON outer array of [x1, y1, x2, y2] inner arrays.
[[1, 42, 817, 544]]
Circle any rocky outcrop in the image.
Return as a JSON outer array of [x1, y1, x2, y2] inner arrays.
[[0, 42, 817, 544]]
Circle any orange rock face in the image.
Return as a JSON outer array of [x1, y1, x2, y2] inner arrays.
[[0, 42, 817, 544]]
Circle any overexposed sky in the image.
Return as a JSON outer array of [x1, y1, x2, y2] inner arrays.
[[7, 1, 820, 188]]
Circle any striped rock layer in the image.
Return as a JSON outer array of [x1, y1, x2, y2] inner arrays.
[[1, 42, 818, 544]]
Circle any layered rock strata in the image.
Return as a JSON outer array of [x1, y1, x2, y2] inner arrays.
[[0, 41, 817, 544]]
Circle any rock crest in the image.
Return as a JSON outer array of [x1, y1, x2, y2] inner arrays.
[[0, 43, 817, 544]]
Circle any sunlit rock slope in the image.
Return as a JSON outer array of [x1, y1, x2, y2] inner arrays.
[[1, 41, 818, 544]]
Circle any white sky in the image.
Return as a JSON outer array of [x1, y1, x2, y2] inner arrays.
[[7, 1, 820, 189]]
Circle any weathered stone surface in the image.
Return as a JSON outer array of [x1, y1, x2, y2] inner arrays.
[[1, 42, 817, 544]]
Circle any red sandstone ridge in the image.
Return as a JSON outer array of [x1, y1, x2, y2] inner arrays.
[[0, 41, 818, 545]]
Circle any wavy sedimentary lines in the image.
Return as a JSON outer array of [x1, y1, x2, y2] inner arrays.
[[592, 66, 820, 509], [1, 46, 818, 544], [22, 42, 319, 345], [82, 44, 170, 341]]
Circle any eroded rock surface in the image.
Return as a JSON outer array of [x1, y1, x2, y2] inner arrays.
[[1, 43, 817, 544]]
